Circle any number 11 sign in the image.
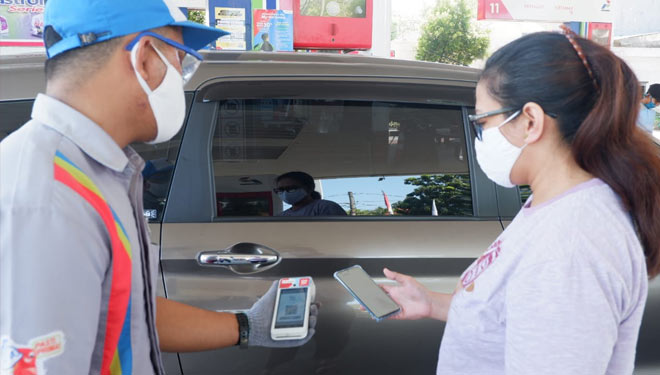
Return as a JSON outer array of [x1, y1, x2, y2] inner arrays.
[[477, 0, 613, 23]]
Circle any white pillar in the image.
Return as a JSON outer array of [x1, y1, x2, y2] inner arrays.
[[370, 0, 392, 57]]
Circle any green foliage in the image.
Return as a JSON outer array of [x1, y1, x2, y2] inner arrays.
[[300, 0, 366, 17], [391, 20, 399, 41], [393, 174, 472, 216], [354, 207, 389, 216], [187, 9, 206, 25], [416, 0, 489, 66]]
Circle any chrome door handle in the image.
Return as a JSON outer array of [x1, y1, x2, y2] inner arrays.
[[199, 253, 278, 265], [197, 242, 281, 275]]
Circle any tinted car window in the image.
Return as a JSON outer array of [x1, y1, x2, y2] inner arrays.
[[131, 133, 182, 222], [212, 98, 472, 218], [519, 185, 532, 206], [0, 100, 33, 142]]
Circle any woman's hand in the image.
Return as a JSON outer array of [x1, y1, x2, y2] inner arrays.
[[381, 268, 434, 320]]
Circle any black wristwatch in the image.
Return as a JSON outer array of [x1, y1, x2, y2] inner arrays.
[[235, 312, 249, 349]]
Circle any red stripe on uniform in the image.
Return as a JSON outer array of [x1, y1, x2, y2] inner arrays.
[[54, 164, 132, 375]]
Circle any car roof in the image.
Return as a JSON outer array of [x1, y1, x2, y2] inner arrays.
[[0, 51, 481, 101]]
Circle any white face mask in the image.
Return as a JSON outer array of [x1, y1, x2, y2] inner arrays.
[[131, 43, 186, 144], [474, 110, 525, 188]]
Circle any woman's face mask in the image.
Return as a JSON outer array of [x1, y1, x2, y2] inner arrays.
[[474, 110, 526, 188]]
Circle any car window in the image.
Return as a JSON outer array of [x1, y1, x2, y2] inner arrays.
[[0, 100, 33, 142], [212, 98, 473, 218], [131, 132, 182, 222], [131, 92, 193, 222], [519, 185, 532, 206]]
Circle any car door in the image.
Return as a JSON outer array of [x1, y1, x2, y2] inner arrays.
[[159, 76, 505, 375]]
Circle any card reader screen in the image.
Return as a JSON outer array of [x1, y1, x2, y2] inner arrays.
[[275, 288, 308, 329]]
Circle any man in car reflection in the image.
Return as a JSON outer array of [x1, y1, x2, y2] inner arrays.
[[274, 171, 347, 216]]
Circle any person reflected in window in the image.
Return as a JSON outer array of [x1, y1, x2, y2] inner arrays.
[[274, 171, 347, 216]]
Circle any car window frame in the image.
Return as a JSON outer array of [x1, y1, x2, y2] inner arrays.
[[163, 77, 505, 224]]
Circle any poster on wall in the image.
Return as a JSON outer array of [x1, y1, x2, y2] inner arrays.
[[477, 0, 612, 23], [563, 21, 613, 47], [587, 22, 613, 47], [0, 0, 45, 47], [253, 9, 293, 52], [214, 7, 247, 50]]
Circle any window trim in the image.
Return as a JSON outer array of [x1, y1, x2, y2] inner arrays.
[[164, 79, 502, 223]]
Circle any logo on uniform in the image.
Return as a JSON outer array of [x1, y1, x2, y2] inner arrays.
[[1, 331, 64, 375]]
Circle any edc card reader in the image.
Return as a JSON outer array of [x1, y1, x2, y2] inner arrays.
[[271, 276, 316, 341]]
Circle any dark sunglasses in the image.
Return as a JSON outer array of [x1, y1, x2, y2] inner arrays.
[[273, 185, 302, 194]]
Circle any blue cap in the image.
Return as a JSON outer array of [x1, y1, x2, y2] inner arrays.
[[44, 0, 229, 58]]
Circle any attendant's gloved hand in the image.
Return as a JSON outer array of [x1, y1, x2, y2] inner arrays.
[[246, 281, 318, 348]]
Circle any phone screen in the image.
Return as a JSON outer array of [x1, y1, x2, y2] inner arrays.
[[274, 288, 308, 328], [335, 266, 400, 319]]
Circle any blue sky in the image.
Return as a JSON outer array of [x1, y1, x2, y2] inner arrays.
[[319, 175, 418, 210]]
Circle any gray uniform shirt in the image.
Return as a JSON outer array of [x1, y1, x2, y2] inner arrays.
[[0, 94, 164, 374]]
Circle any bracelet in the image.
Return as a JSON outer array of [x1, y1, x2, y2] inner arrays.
[[235, 312, 249, 349]]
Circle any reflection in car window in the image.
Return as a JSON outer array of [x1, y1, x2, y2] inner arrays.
[[519, 185, 532, 206], [212, 99, 472, 218], [131, 132, 182, 222]]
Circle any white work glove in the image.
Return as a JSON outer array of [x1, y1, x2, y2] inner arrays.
[[246, 281, 318, 348]]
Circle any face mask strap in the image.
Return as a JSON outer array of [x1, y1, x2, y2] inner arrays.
[[130, 42, 177, 95], [495, 110, 521, 130]]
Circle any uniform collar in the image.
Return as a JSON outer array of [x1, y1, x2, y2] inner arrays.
[[32, 94, 129, 172]]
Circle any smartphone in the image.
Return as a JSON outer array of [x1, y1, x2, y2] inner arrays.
[[270, 277, 316, 340], [334, 265, 400, 321]]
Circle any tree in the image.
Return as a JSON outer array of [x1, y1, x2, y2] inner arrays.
[[354, 207, 389, 216], [393, 174, 472, 216], [416, 0, 489, 66], [187, 9, 206, 25]]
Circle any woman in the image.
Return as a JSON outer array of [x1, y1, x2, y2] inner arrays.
[[274, 171, 347, 216], [383, 29, 660, 374]]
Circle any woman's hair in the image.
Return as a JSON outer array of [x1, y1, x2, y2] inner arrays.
[[276, 171, 322, 200], [481, 31, 660, 278]]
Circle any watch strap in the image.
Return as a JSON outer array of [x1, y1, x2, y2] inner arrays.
[[235, 312, 249, 349]]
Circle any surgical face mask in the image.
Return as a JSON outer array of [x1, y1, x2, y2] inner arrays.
[[131, 43, 185, 144], [644, 101, 656, 110], [474, 110, 525, 188], [278, 188, 308, 205]]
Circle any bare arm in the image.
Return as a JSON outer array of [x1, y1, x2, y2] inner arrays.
[[381, 268, 453, 322], [156, 296, 239, 352], [426, 290, 453, 322]]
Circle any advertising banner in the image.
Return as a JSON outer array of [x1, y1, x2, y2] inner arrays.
[[253, 9, 293, 51], [0, 0, 45, 47], [477, 0, 612, 23], [214, 7, 247, 50], [564, 21, 613, 47]]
